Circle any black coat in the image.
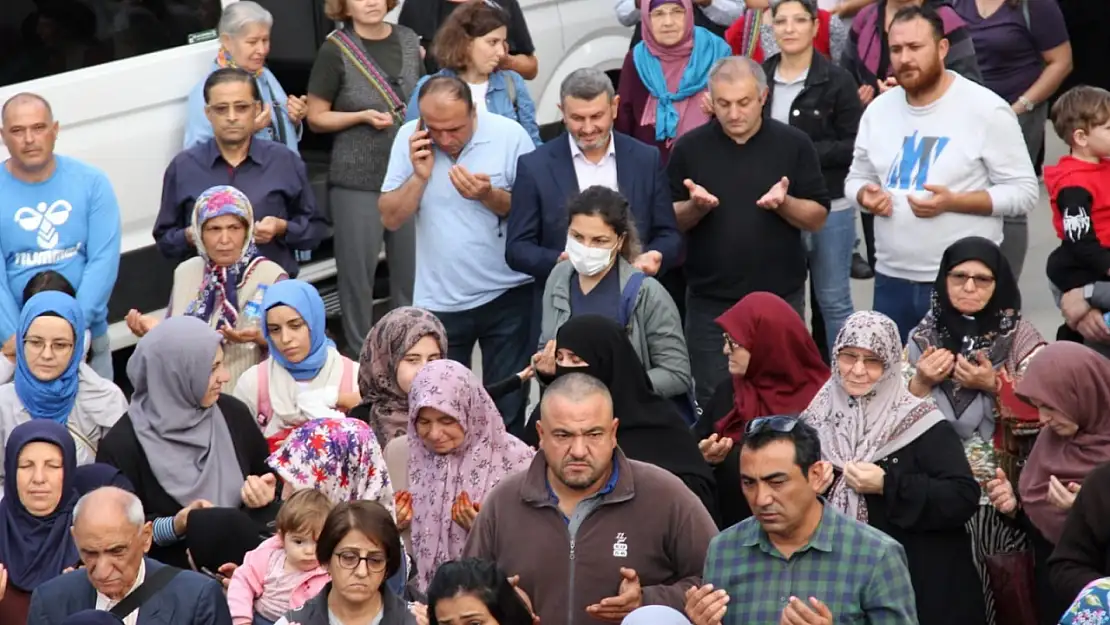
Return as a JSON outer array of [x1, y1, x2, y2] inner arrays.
[[1047, 462, 1110, 619], [859, 420, 984, 625]]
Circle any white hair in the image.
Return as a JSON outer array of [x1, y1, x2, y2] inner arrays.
[[73, 487, 145, 529], [218, 1, 274, 37]]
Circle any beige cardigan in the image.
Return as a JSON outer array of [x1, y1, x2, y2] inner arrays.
[[169, 256, 287, 392]]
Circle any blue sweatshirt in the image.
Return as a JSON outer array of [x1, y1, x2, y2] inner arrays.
[[0, 156, 122, 340]]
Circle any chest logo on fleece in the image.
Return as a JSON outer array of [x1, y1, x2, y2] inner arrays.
[[886, 131, 950, 192], [612, 532, 628, 558], [14, 200, 72, 250]]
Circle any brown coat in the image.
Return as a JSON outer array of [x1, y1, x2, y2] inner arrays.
[[463, 449, 717, 625]]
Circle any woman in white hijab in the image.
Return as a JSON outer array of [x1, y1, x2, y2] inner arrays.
[[801, 311, 983, 625]]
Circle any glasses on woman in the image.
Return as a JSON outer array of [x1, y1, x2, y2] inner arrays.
[[335, 550, 388, 573], [746, 415, 798, 435], [946, 271, 995, 289], [722, 333, 740, 352], [23, 338, 74, 356], [836, 350, 885, 375]]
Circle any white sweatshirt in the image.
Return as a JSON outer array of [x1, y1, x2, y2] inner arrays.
[[844, 71, 1039, 282]]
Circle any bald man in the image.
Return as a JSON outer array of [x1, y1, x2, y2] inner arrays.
[[27, 487, 231, 625]]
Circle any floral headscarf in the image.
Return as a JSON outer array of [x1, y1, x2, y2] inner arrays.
[[1060, 578, 1110, 625], [185, 185, 263, 329], [359, 307, 448, 446], [267, 418, 394, 512], [407, 360, 534, 591]]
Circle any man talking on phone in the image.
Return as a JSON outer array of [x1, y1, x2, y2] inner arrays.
[[379, 75, 536, 435]]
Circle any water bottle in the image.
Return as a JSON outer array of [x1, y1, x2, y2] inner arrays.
[[240, 287, 267, 353]]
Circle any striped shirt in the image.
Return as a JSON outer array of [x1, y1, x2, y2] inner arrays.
[[703, 503, 918, 625]]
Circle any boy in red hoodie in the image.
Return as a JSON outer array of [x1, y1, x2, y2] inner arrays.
[[1044, 86, 1110, 293]]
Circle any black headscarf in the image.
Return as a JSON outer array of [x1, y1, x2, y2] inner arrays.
[[912, 236, 1022, 417], [553, 316, 717, 517]]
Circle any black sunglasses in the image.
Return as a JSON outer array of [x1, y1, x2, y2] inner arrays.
[[746, 415, 799, 435]]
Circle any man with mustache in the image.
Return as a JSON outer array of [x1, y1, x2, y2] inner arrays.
[[844, 4, 1037, 343]]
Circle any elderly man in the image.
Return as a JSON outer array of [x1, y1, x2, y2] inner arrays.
[[27, 487, 231, 625], [465, 373, 718, 624]]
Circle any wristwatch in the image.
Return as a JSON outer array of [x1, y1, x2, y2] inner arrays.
[[1017, 96, 1036, 113]]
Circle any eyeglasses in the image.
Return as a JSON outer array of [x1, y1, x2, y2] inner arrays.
[[746, 415, 799, 435], [947, 271, 995, 289], [836, 350, 885, 374], [23, 338, 74, 356], [722, 333, 740, 351], [334, 550, 387, 572]]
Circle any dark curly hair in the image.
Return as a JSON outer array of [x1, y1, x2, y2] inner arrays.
[[431, 0, 509, 72]]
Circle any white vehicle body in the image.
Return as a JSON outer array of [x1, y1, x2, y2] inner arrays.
[[0, 0, 630, 353]]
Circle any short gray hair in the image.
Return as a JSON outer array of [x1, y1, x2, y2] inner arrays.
[[219, 1, 274, 37], [540, 372, 613, 418], [560, 68, 616, 104], [73, 487, 145, 529], [709, 56, 768, 93]]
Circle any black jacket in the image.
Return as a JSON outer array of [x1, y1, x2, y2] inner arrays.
[[762, 51, 862, 200]]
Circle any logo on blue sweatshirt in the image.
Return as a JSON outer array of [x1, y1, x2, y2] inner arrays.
[[886, 132, 950, 192], [13, 199, 80, 266]]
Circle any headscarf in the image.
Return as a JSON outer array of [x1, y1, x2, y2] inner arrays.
[[1060, 578, 1110, 625], [127, 316, 244, 508], [715, 292, 829, 442], [185, 185, 264, 330], [269, 418, 394, 506], [407, 360, 533, 592], [553, 315, 715, 486], [262, 280, 334, 381], [61, 610, 126, 625], [910, 237, 1022, 424], [14, 291, 85, 424], [1016, 342, 1110, 544], [802, 311, 946, 522], [632, 0, 730, 142], [359, 307, 449, 445], [622, 606, 691, 625], [0, 421, 80, 591], [72, 463, 134, 496]]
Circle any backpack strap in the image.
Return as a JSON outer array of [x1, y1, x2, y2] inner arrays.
[[109, 565, 182, 619], [1021, 0, 1030, 30], [618, 272, 647, 329], [256, 361, 272, 427], [338, 357, 355, 397]]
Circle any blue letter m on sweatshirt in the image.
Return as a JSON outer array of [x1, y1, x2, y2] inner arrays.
[[886, 132, 950, 192]]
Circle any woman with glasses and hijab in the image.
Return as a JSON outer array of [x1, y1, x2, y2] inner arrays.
[[803, 311, 984, 625]]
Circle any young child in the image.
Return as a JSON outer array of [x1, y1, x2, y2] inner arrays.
[[1044, 86, 1110, 294], [227, 489, 333, 625]]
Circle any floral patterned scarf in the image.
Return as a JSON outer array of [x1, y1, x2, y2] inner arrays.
[[407, 360, 533, 591], [216, 46, 263, 78], [184, 186, 263, 330]]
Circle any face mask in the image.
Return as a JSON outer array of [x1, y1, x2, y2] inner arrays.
[[565, 236, 616, 276]]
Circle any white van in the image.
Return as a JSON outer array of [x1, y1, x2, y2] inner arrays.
[[0, 0, 631, 356]]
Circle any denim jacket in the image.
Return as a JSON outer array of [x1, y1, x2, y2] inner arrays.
[[406, 68, 542, 146]]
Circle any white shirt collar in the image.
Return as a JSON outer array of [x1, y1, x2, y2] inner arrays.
[[568, 133, 616, 162]]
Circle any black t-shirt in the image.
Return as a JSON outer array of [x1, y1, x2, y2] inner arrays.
[[667, 119, 830, 301], [307, 28, 406, 102], [399, 0, 536, 74]]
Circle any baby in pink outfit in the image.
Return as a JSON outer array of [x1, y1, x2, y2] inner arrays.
[[228, 490, 333, 625]]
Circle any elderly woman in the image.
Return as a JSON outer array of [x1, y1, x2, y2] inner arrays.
[[275, 501, 417, 625], [986, 342, 1110, 625], [383, 360, 533, 591], [803, 311, 984, 625], [306, 0, 423, 358], [184, 1, 306, 151], [615, 0, 732, 162], [0, 292, 125, 485], [0, 421, 124, 622], [126, 186, 287, 391], [96, 316, 276, 570], [904, 236, 1046, 625], [234, 280, 359, 452], [406, 0, 541, 146]]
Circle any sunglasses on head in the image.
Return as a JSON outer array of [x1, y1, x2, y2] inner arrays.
[[745, 415, 799, 435]]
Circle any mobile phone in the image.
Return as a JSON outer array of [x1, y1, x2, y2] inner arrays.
[[199, 566, 225, 581], [415, 117, 425, 132]]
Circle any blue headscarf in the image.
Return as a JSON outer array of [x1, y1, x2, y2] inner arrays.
[[15, 291, 84, 424], [262, 280, 333, 381], [62, 611, 125, 625]]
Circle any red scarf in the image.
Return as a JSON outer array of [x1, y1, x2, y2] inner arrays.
[[715, 292, 829, 442]]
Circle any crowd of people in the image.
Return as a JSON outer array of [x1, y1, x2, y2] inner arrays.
[[2, 0, 1110, 623]]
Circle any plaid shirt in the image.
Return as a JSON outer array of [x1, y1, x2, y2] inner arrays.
[[703, 503, 918, 625]]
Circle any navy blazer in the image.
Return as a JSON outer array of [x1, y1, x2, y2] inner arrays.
[[27, 558, 232, 625], [505, 131, 682, 280]]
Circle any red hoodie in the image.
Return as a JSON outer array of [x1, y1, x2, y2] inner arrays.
[[1043, 155, 1110, 244]]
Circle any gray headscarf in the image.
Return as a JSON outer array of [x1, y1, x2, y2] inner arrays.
[[127, 316, 243, 508]]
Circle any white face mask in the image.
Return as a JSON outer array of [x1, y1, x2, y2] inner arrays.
[[565, 236, 616, 276]]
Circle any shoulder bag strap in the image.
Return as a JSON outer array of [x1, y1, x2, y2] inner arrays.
[[257, 361, 272, 427], [328, 30, 407, 122], [108, 566, 182, 619], [339, 357, 355, 396]]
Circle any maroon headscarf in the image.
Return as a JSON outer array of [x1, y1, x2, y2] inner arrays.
[[1017, 342, 1110, 544], [714, 292, 829, 442]]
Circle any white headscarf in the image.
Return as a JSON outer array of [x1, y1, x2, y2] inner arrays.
[[801, 311, 945, 522]]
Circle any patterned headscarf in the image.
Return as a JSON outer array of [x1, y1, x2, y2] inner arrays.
[[359, 307, 449, 446], [407, 360, 534, 592], [802, 311, 945, 522], [185, 185, 263, 330], [268, 418, 395, 510], [1060, 578, 1110, 625]]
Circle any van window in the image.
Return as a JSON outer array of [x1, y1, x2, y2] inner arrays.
[[0, 0, 221, 88]]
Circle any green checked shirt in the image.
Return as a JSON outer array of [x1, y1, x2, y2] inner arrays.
[[703, 503, 918, 625]]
